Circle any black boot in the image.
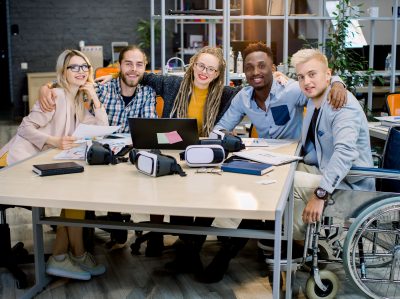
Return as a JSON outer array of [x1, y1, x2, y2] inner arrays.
[[145, 233, 164, 257], [165, 239, 203, 274]]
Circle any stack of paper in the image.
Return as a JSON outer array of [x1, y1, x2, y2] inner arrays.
[[375, 116, 400, 127], [233, 149, 302, 165]]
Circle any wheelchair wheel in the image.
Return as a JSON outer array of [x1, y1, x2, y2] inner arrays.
[[305, 270, 339, 299], [343, 196, 400, 299]]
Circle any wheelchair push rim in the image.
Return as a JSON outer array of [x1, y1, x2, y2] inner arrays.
[[343, 196, 400, 299]]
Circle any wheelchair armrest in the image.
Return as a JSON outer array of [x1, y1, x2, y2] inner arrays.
[[347, 166, 400, 180]]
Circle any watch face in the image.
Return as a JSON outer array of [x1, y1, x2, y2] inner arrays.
[[316, 188, 327, 199]]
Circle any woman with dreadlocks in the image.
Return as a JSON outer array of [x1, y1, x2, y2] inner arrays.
[[137, 47, 239, 271]]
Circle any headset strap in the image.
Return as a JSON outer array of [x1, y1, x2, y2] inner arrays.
[[163, 154, 187, 177]]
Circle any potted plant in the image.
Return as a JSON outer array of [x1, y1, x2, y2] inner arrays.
[[324, 0, 375, 94], [136, 19, 161, 54]]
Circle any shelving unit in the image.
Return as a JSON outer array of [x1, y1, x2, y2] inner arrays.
[[150, 0, 399, 111]]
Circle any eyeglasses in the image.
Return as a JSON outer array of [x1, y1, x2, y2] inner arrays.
[[195, 168, 223, 175], [194, 62, 218, 74], [67, 64, 91, 72]]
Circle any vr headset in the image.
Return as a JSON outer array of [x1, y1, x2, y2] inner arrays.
[[131, 149, 186, 177], [182, 144, 225, 167], [206, 130, 245, 153], [86, 142, 115, 165], [86, 142, 131, 165]]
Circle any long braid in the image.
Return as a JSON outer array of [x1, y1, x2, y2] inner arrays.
[[170, 46, 226, 137]]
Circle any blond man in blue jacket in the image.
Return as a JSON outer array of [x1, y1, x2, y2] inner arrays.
[[291, 48, 375, 240]]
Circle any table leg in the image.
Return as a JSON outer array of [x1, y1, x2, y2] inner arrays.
[[20, 207, 51, 299]]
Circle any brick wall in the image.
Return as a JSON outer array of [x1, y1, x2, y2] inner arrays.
[[9, 0, 174, 117]]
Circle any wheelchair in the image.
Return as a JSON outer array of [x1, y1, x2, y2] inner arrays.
[[292, 126, 400, 299], [301, 192, 400, 299]]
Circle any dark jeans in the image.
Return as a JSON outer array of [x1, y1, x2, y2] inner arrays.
[[170, 216, 214, 251]]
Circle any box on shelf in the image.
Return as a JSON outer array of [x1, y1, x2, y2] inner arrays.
[[268, 0, 293, 16], [80, 46, 103, 71]]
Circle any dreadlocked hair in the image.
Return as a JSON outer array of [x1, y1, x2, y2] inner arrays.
[[170, 46, 226, 137]]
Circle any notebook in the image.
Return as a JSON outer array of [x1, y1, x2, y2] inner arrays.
[[221, 156, 274, 176], [32, 162, 84, 176], [128, 118, 199, 150]]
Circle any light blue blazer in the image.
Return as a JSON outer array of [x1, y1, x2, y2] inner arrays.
[[302, 88, 375, 194]]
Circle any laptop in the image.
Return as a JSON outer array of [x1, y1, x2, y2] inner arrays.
[[128, 118, 199, 150]]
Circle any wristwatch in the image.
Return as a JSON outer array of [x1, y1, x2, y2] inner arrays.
[[314, 187, 328, 201]]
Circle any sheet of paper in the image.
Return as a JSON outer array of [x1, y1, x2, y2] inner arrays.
[[242, 138, 296, 149], [73, 124, 120, 139], [157, 133, 169, 144], [53, 144, 87, 160], [165, 131, 183, 144], [374, 116, 400, 123], [97, 137, 132, 154], [234, 149, 302, 165]]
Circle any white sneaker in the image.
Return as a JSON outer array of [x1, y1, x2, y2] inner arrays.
[[70, 252, 106, 276], [46, 255, 91, 280]]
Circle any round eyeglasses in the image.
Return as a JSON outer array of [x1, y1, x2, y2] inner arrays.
[[67, 64, 91, 72], [194, 62, 218, 74]]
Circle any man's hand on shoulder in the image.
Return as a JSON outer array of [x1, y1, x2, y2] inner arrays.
[[328, 82, 347, 110], [38, 84, 57, 112], [273, 71, 289, 86], [94, 74, 113, 85]]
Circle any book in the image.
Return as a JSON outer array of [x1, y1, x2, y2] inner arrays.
[[32, 162, 84, 176], [233, 149, 302, 165], [221, 157, 274, 176]]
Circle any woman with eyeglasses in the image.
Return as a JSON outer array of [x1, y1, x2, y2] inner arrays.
[[0, 49, 107, 280]]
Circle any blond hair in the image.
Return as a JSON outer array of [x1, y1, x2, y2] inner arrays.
[[170, 46, 226, 136], [291, 48, 328, 69], [56, 49, 94, 122]]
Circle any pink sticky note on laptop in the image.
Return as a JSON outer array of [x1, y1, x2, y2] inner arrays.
[[165, 131, 183, 144]]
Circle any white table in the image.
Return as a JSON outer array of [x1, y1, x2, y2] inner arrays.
[[368, 122, 389, 140], [0, 142, 300, 299]]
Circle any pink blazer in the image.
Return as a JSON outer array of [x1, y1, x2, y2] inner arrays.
[[1, 88, 109, 165]]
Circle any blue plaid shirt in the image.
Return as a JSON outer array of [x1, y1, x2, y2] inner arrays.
[[96, 78, 157, 133]]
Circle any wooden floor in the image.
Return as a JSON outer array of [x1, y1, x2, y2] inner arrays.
[[1, 208, 369, 299], [0, 121, 374, 299]]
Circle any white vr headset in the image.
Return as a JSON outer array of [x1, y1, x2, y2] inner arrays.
[[183, 144, 225, 167], [135, 150, 186, 177]]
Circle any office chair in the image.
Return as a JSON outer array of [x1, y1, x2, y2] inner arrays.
[[377, 125, 400, 192], [385, 92, 400, 116], [249, 124, 258, 138], [94, 66, 120, 79]]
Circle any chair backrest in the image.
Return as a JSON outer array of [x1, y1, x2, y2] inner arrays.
[[156, 96, 164, 117], [381, 126, 400, 192], [249, 124, 258, 138], [95, 66, 120, 79], [385, 92, 400, 116]]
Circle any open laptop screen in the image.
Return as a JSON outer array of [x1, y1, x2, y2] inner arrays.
[[128, 118, 199, 150]]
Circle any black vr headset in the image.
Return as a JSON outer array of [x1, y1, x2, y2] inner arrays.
[[130, 149, 186, 177], [86, 142, 132, 165]]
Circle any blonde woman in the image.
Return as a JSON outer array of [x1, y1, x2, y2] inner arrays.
[[0, 50, 107, 280]]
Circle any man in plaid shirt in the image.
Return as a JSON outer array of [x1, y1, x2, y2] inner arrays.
[[96, 46, 157, 133]]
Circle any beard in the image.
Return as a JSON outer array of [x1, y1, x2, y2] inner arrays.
[[120, 71, 143, 88]]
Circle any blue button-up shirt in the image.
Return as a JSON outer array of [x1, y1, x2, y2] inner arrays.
[[96, 78, 157, 133], [215, 79, 307, 139]]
